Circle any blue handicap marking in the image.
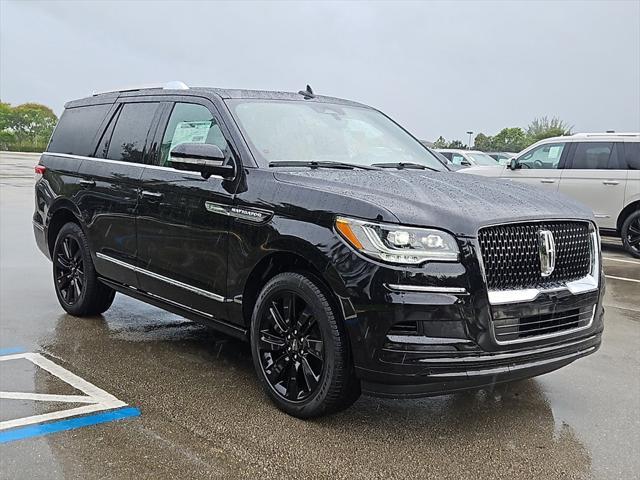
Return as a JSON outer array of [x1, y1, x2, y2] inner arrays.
[[0, 347, 140, 443]]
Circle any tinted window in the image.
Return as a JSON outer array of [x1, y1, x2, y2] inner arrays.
[[570, 142, 616, 169], [47, 104, 111, 156], [106, 103, 159, 163], [624, 142, 640, 170], [158, 103, 228, 167], [518, 142, 565, 169]]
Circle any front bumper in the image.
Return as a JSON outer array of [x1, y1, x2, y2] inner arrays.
[[332, 236, 605, 399]]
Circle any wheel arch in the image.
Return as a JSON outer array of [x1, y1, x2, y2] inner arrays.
[[616, 200, 640, 233], [46, 201, 84, 256], [241, 249, 352, 331]]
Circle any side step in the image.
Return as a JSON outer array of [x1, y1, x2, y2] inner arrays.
[[99, 278, 248, 340]]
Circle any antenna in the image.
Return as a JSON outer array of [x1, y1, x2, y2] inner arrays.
[[298, 84, 315, 99]]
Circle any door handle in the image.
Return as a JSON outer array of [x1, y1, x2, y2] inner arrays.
[[141, 190, 163, 201], [602, 180, 619, 186], [540, 179, 556, 184], [79, 179, 95, 188]]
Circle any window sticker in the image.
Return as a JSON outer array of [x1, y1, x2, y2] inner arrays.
[[548, 145, 561, 159], [169, 120, 212, 151]]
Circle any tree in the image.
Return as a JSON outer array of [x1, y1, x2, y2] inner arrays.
[[491, 127, 528, 153], [433, 136, 448, 149], [473, 132, 493, 151], [526, 116, 573, 144], [447, 139, 467, 149], [0, 102, 57, 151]]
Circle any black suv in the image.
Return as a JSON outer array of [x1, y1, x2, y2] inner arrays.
[[33, 84, 604, 418]]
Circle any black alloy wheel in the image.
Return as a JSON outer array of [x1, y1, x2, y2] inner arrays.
[[250, 272, 360, 418], [257, 291, 324, 402], [52, 222, 116, 316], [622, 210, 640, 258], [54, 235, 85, 306]]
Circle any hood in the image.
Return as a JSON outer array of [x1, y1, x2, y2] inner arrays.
[[273, 169, 593, 236]]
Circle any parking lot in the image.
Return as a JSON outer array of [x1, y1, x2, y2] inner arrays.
[[0, 152, 638, 479]]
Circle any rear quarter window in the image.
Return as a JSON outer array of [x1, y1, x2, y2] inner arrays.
[[47, 104, 111, 156], [624, 142, 640, 169]]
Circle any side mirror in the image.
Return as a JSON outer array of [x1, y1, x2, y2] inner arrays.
[[461, 160, 471, 167], [170, 143, 235, 179], [508, 158, 519, 170]]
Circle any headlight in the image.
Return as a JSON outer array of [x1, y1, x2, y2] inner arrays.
[[335, 216, 459, 264]]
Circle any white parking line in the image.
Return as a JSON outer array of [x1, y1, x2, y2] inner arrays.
[[605, 275, 640, 284], [0, 352, 127, 431], [603, 256, 640, 265]]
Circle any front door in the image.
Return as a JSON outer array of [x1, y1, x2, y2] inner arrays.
[[136, 101, 237, 322], [559, 142, 628, 230], [503, 141, 568, 191]]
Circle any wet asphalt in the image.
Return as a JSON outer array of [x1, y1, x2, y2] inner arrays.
[[0, 152, 638, 480]]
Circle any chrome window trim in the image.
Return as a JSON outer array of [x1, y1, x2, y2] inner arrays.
[[491, 305, 597, 346], [385, 284, 468, 294], [96, 253, 230, 303], [43, 152, 203, 177]]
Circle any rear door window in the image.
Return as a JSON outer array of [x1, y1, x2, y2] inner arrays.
[[47, 104, 111, 156], [158, 103, 228, 167], [106, 103, 159, 163], [569, 142, 618, 169]]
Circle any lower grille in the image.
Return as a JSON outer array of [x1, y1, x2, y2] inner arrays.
[[493, 305, 595, 343]]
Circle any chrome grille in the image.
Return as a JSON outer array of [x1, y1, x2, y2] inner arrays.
[[478, 221, 591, 290]]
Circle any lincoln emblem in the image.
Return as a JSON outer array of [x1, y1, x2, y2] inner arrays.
[[538, 229, 556, 277]]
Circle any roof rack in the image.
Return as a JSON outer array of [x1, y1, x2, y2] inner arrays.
[[92, 81, 189, 96]]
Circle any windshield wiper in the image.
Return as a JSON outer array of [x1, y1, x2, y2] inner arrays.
[[268, 160, 378, 170], [371, 162, 439, 172]]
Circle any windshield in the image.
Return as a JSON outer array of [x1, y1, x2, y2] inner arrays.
[[227, 99, 446, 171], [468, 152, 500, 166]]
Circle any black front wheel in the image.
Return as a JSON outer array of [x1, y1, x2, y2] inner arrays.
[[53, 222, 115, 316], [250, 272, 360, 418], [621, 210, 640, 259]]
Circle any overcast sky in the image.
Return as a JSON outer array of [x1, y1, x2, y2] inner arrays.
[[1, 0, 639, 141]]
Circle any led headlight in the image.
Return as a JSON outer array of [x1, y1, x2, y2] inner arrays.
[[335, 216, 459, 264]]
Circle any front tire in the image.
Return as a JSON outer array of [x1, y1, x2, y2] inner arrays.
[[250, 272, 360, 418], [621, 210, 640, 258], [53, 222, 115, 316]]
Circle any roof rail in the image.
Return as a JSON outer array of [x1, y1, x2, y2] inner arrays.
[[92, 81, 189, 96], [571, 132, 640, 137]]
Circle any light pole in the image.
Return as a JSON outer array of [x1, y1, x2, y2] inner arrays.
[[466, 131, 473, 150]]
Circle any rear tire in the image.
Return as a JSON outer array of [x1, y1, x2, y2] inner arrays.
[[250, 272, 360, 418], [621, 210, 640, 258], [53, 222, 115, 316]]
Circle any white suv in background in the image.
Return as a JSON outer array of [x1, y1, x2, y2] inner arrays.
[[462, 133, 640, 257], [436, 149, 500, 168]]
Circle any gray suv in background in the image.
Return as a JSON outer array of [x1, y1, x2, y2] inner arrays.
[[463, 133, 640, 257]]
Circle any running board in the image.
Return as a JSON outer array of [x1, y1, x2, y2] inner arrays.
[[98, 278, 248, 340]]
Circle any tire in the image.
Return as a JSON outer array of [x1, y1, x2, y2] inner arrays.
[[52, 222, 116, 316], [250, 272, 360, 418], [621, 210, 640, 259]]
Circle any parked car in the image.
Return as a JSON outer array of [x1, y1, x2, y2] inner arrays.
[[462, 133, 640, 257], [34, 83, 604, 418], [488, 151, 516, 165], [437, 148, 500, 168], [420, 142, 463, 171]]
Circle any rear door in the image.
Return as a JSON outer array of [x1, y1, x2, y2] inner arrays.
[[136, 99, 237, 322], [559, 141, 627, 230], [77, 100, 161, 287], [501, 141, 568, 190]]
